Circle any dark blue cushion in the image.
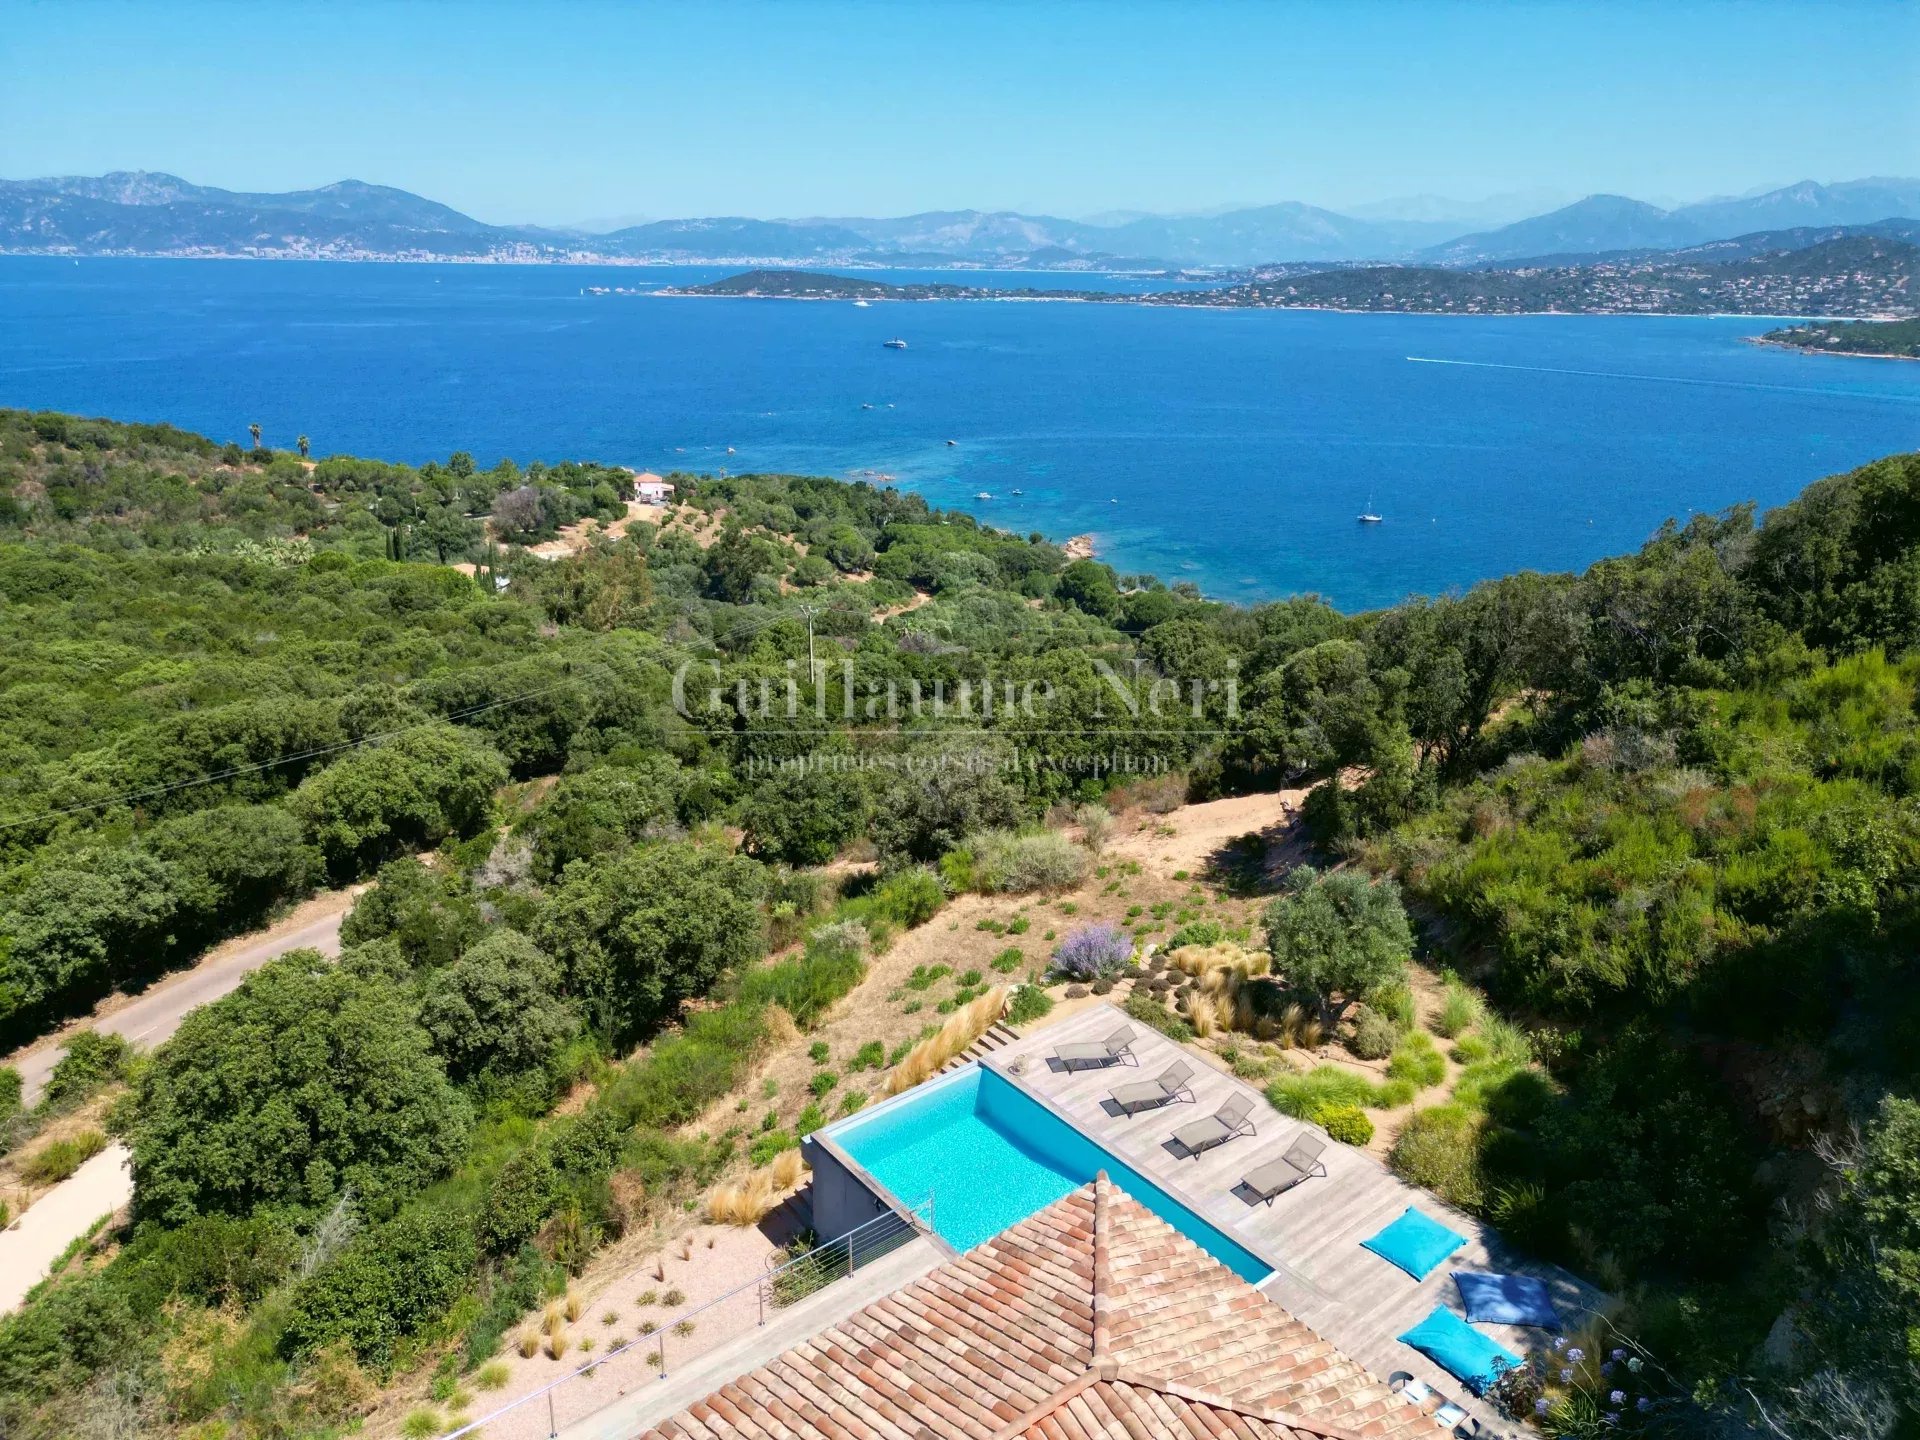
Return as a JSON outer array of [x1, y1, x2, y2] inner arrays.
[[1360, 1206, 1466, 1280], [1396, 1305, 1523, 1395], [1453, 1270, 1561, 1328]]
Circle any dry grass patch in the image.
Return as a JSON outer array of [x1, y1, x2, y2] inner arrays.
[[883, 988, 1008, 1095], [706, 1169, 777, 1225]]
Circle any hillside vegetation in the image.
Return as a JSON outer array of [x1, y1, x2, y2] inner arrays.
[[1763, 315, 1920, 358], [0, 410, 1914, 1438], [676, 235, 1920, 317]]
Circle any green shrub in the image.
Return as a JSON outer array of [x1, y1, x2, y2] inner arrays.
[[969, 830, 1090, 894], [737, 767, 865, 866], [131, 951, 474, 1227], [0, 1065, 19, 1123], [534, 842, 767, 1046], [462, 1244, 551, 1366], [1124, 991, 1193, 1042], [794, 1103, 826, 1138], [418, 929, 578, 1084], [1346, 1006, 1397, 1061], [1479, 1067, 1559, 1128], [808, 1071, 837, 1097], [1449, 1032, 1492, 1065], [848, 1041, 885, 1071], [1165, 919, 1224, 951], [1300, 778, 1349, 843], [283, 1203, 480, 1373], [1486, 1181, 1560, 1256], [1317, 1104, 1373, 1146], [601, 1004, 771, 1132], [1433, 975, 1485, 1039], [1388, 1103, 1485, 1211], [865, 868, 946, 927], [808, 1042, 829, 1065], [1367, 981, 1417, 1032], [1451, 1019, 1543, 1116], [1387, 1032, 1446, 1090], [748, 1130, 796, 1166], [41, 1031, 132, 1109], [937, 848, 976, 893], [1006, 986, 1054, 1026], [736, 926, 866, 1029], [990, 947, 1024, 973], [1266, 1065, 1409, 1118], [22, 1129, 108, 1184]]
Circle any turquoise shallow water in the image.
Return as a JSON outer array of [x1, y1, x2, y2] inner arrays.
[[828, 1065, 1272, 1282], [3, 256, 1918, 607]]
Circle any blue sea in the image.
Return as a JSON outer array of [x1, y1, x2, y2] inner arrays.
[[3, 256, 1917, 609]]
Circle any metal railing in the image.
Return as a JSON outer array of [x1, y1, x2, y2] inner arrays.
[[443, 1195, 933, 1440]]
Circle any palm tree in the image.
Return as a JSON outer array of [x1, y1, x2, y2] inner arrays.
[[297, 435, 310, 459], [248, 423, 262, 450]]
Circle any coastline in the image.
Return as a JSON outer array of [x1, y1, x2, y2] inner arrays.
[[642, 289, 1896, 324], [1744, 335, 1920, 362], [1062, 534, 1096, 561], [3, 253, 1901, 324]]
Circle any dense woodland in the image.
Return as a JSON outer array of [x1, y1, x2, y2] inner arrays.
[[0, 409, 1915, 1439]]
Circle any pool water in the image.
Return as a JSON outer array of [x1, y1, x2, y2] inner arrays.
[[826, 1065, 1273, 1283]]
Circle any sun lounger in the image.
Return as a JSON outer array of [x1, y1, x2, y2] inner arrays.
[[1109, 1059, 1195, 1115], [1241, 1132, 1329, 1203], [1173, 1092, 1256, 1157], [1054, 1023, 1137, 1071]]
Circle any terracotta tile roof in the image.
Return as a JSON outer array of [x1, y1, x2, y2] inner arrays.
[[642, 1176, 1441, 1440]]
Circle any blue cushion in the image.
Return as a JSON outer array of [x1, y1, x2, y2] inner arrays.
[[1396, 1305, 1523, 1395], [1453, 1270, 1561, 1329], [1361, 1207, 1466, 1280]]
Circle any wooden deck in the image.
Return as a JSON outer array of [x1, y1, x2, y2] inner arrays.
[[985, 1003, 1610, 1434]]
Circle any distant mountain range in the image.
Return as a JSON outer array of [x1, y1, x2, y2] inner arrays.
[[2, 170, 1917, 272], [1420, 179, 1920, 264]]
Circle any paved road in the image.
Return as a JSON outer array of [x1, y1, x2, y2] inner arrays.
[[0, 1142, 132, 1313], [11, 907, 347, 1107]]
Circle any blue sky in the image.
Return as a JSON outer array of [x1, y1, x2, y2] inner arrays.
[[3, 0, 1915, 224]]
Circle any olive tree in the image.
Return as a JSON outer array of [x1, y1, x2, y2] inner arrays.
[[1263, 866, 1412, 1023]]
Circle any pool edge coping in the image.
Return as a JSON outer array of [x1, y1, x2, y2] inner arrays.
[[977, 1041, 1297, 1283], [816, 1047, 1292, 1285], [806, 1066, 973, 1262]]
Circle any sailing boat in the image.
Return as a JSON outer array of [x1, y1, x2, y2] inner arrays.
[[1357, 493, 1383, 523]]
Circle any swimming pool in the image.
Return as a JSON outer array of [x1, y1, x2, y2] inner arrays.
[[821, 1064, 1273, 1283]]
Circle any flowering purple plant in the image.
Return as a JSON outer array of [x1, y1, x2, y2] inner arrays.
[[1052, 923, 1132, 979], [1491, 1328, 1670, 1432]]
